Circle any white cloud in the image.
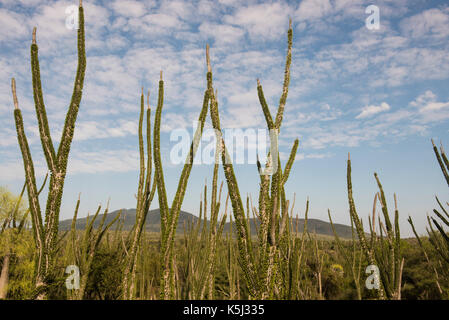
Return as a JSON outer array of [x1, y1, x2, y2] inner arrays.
[[295, 0, 332, 21], [410, 91, 449, 121], [111, 0, 146, 18], [218, 0, 242, 7], [0, 128, 19, 147], [160, 113, 190, 132], [73, 120, 138, 141], [410, 90, 436, 107], [199, 22, 244, 45], [400, 8, 449, 39], [380, 109, 412, 124], [420, 102, 449, 113], [31, 2, 78, 42], [0, 161, 45, 181], [410, 90, 449, 118], [279, 150, 332, 162], [0, 147, 143, 180], [141, 13, 183, 29], [67, 150, 140, 174], [159, 1, 194, 19], [305, 152, 333, 160], [356, 102, 390, 119], [224, 2, 292, 40], [0, 9, 29, 42]]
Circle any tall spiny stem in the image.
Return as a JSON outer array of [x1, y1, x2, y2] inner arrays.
[[11, 1, 85, 298], [155, 57, 211, 298], [274, 18, 292, 130], [347, 153, 385, 299], [432, 139, 449, 187], [208, 57, 258, 297], [122, 89, 156, 299], [208, 20, 298, 299]]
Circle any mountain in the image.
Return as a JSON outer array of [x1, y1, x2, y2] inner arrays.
[[222, 218, 354, 239], [58, 208, 354, 239], [58, 208, 198, 233]]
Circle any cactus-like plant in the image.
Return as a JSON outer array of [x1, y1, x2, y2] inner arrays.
[[328, 209, 363, 299], [121, 89, 157, 299], [345, 154, 404, 299], [408, 140, 449, 297], [11, 0, 85, 298], [153, 65, 210, 298], [181, 178, 227, 299], [67, 196, 121, 299], [207, 19, 303, 299]]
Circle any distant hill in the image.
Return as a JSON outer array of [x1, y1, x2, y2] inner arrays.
[[59, 208, 197, 233], [59, 208, 354, 239], [224, 218, 354, 239]]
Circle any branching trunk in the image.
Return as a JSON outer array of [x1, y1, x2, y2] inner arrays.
[[0, 255, 10, 299]]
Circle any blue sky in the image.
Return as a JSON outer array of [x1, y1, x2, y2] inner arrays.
[[0, 0, 448, 237]]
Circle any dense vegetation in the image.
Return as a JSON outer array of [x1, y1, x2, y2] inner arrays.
[[58, 209, 357, 239], [1, 214, 448, 300], [1, 1, 448, 300]]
